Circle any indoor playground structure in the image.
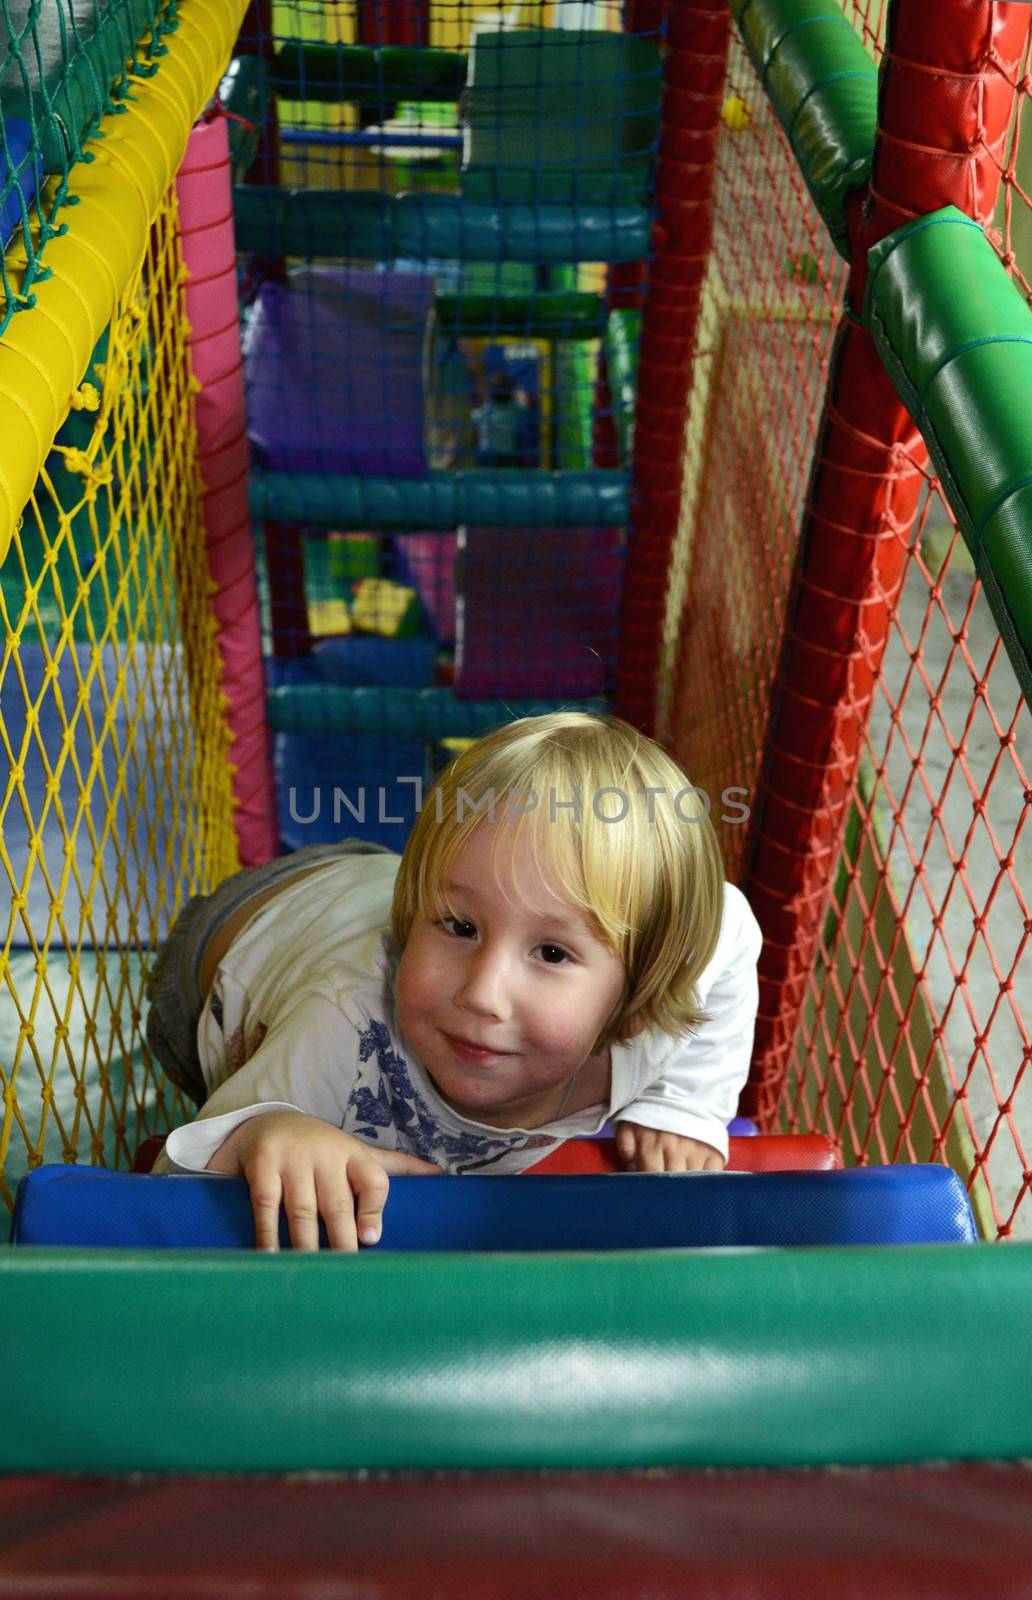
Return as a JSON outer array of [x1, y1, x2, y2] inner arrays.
[[1, 0, 1032, 1589]]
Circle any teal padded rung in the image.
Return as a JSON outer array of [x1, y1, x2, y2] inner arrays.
[[865, 205, 1032, 703], [730, 0, 876, 259], [249, 470, 629, 530], [232, 186, 653, 263], [5, 1244, 1032, 1472], [268, 686, 610, 739]]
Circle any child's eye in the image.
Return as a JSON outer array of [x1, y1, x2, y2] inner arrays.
[[441, 915, 477, 940], [537, 943, 573, 966]]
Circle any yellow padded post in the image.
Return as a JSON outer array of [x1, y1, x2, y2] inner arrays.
[[0, 0, 251, 568]]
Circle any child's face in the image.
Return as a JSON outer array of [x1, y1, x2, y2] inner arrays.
[[395, 821, 626, 1129]]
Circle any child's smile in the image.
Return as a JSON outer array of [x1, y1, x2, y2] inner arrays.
[[395, 821, 626, 1129]]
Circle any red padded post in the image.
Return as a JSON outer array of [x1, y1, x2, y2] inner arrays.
[[740, 1, 1032, 1121], [357, 0, 428, 46], [614, 0, 731, 734]]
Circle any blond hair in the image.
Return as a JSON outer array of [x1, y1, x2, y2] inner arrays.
[[390, 713, 725, 1047]]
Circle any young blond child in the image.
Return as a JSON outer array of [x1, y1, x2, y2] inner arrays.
[[150, 713, 762, 1251]]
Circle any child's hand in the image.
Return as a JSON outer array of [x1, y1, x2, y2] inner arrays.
[[614, 1120, 725, 1173], [207, 1109, 441, 1252]]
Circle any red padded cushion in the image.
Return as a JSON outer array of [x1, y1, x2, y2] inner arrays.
[[526, 1133, 841, 1174], [133, 1136, 166, 1174]]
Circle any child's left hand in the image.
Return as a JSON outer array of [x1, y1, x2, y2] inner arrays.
[[614, 1121, 725, 1172]]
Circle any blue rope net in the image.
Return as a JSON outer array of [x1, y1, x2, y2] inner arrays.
[[228, 0, 661, 851]]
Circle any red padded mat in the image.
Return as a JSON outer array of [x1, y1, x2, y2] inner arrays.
[[3, 1466, 1032, 1599]]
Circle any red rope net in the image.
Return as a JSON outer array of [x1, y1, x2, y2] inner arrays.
[[656, 0, 1031, 1238]]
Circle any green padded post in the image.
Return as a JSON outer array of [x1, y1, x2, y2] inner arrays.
[[231, 187, 653, 263], [270, 42, 468, 102], [249, 469, 629, 530], [461, 30, 661, 206], [217, 55, 263, 180], [603, 308, 641, 465], [434, 292, 605, 339], [865, 205, 1032, 702], [5, 1244, 1032, 1472], [730, 0, 877, 258]]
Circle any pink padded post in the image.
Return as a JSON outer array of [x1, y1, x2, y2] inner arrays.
[[176, 114, 278, 866]]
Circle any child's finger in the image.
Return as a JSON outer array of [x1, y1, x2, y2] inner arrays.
[[350, 1158, 391, 1246], [614, 1124, 637, 1164], [315, 1168, 359, 1253], [245, 1158, 284, 1253], [635, 1139, 665, 1173], [375, 1150, 443, 1176], [281, 1168, 322, 1252]]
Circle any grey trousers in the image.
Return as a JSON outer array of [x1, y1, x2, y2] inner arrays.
[[144, 839, 393, 1106]]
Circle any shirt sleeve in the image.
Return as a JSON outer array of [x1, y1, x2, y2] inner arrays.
[[615, 884, 763, 1161], [157, 988, 362, 1175]]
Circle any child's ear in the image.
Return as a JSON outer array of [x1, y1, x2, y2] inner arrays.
[[620, 1006, 648, 1040]]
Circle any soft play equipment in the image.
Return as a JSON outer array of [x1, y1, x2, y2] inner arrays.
[[11, 1161, 978, 1250], [5, 1, 1032, 1586], [4, 1466, 1032, 1598], [244, 268, 436, 480], [454, 523, 623, 697], [0, 116, 41, 243], [5, 1240, 1031, 1474]]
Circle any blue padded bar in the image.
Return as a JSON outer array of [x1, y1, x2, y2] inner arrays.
[[12, 1165, 978, 1250]]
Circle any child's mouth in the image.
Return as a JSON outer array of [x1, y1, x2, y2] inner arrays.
[[444, 1032, 512, 1064]]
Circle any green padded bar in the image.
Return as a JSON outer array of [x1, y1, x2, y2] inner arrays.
[[865, 205, 1032, 702], [461, 30, 660, 205], [730, 0, 876, 258], [1, 0, 161, 169], [268, 687, 610, 739], [232, 186, 653, 263], [434, 292, 605, 339], [270, 42, 468, 102], [603, 307, 641, 464], [5, 1244, 1032, 1472], [217, 55, 262, 180], [249, 469, 629, 529]]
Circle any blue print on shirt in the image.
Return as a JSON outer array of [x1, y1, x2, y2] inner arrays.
[[350, 1020, 552, 1173]]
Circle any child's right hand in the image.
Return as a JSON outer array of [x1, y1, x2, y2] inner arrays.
[[206, 1109, 441, 1252]]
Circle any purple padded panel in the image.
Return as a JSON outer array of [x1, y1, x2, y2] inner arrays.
[[244, 267, 433, 479], [454, 525, 623, 698]]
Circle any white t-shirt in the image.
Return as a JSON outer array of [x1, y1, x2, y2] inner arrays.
[[159, 852, 762, 1176]]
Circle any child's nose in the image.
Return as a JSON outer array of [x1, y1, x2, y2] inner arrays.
[[455, 948, 512, 1020]]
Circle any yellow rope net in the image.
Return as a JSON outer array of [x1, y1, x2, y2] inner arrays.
[[0, 188, 238, 1222]]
